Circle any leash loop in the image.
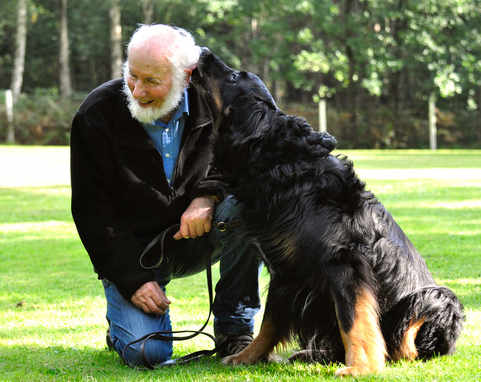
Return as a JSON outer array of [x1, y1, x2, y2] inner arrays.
[[122, 224, 217, 368]]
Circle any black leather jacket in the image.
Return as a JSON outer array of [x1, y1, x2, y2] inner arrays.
[[70, 78, 225, 300]]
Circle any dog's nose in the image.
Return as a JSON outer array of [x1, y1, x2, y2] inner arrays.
[[196, 47, 213, 78], [200, 47, 211, 59]]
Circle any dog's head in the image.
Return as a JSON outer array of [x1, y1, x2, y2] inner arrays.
[[191, 47, 278, 118]]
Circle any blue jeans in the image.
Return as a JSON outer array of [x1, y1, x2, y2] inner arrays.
[[103, 196, 262, 367]]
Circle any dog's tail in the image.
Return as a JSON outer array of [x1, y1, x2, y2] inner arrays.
[[382, 286, 464, 360]]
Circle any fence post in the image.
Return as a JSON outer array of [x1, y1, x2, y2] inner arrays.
[[5, 89, 15, 144], [429, 92, 437, 150], [318, 98, 327, 132]]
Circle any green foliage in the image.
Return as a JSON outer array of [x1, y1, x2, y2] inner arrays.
[[0, 0, 480, 147], [284, 100, 479, 149], [0, 88, 83, 145]]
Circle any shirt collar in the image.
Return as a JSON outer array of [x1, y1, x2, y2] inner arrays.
[[151, 88, 189, 128]]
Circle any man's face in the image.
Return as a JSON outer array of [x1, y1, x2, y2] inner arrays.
[[126, 47, 173, 109], [123, 45, 185, 123]]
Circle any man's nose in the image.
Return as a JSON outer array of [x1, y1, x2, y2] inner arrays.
[[132, 81, 146, 99]]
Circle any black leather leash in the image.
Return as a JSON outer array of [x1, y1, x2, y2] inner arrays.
[[122, 224, 219, 369]]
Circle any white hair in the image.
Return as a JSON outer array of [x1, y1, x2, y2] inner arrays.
[[127, 24, 201, 71]]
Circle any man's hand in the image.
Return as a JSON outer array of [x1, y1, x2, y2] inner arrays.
[[131, 281, 171, 315], [173, 196, 216, 240]]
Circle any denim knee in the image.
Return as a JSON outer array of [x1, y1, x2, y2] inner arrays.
[[114, 335, 173, 368]]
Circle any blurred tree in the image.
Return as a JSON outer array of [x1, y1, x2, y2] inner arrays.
[[10, 0, 27, 104], [110, 0, 123, 79], [0, 0, 479, 147], [7, 0, 27, 143], [59, 0, 72, 97], [142, 0, 154, 24]]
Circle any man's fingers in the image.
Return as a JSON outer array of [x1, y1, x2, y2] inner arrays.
[[174, 221, 211, 239], [173, 227, 190, 240], [131, 281, 171, 315], [144, 298, 164, 315], [179, 220, 192, 238], [203, 220, 212, 234]]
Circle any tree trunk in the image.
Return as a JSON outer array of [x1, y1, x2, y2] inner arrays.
[[7, 0, 27, 143], [343, 0, 359, 146], [142, 0, 154, 24], [429, 92, 437, 150], [59, 0, 72, 97], [110, 0, 122, 79], [10, 0, 27, 104]]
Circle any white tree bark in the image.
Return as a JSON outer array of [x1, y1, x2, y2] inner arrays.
[[110, 0, 123, 79], [5, 90, 14, 144], [429, 92, 437, 150], [59, 0, 73, 97], [142, 0, 154, 24], [10, 0, 27, 103], [318, 99, 327, 132]]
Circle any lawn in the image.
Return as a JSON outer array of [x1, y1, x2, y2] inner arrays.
[[0, 147, 480, 381]]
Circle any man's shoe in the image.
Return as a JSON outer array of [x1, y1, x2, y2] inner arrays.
[[215, 333, 253, 357], [106, 328, 114, 351]]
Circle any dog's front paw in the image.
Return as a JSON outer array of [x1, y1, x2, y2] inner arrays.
[[222, 352, 255, 366], [335, 364, 384, 377], [222, 347, 271, 365]]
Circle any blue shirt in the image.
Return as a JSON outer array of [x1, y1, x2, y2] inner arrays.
[[143, 89, 189, 184]]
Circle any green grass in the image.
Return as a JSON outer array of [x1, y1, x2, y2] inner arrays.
[[0, 148, 480, 381]]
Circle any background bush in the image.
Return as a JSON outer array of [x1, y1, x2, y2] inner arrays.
[[0, 89, 83, 145], [1, 88, 478, 147]]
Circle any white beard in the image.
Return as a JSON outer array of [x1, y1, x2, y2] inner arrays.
[[122, 70, 186, 124]]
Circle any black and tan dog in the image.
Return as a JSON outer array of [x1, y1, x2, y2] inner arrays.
[[192, 49, 464, 377]]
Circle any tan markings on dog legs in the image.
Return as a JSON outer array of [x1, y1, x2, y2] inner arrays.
[[222, 316, 278, 365], [392, 317, 426, 361], [335, 287, 387, 377]]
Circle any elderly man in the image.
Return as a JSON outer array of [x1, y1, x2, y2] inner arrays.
[[70, 24, 261, 367]]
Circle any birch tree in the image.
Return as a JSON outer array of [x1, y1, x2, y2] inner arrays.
[[7, 0, 27, 143], [110, 0, 122, 79], [142, 0, 154, 24], [59, 0, 73, 97]]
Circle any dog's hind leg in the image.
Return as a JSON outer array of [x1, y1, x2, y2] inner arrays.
[[392, 317, 425, 361], [383, 286, 464, 361]]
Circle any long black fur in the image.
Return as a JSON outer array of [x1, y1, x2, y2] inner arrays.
[[192, 50, 464, 367]]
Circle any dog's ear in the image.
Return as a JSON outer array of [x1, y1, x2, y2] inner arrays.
[[319, 132, 337, 154], [253, 95, 278, 111]]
